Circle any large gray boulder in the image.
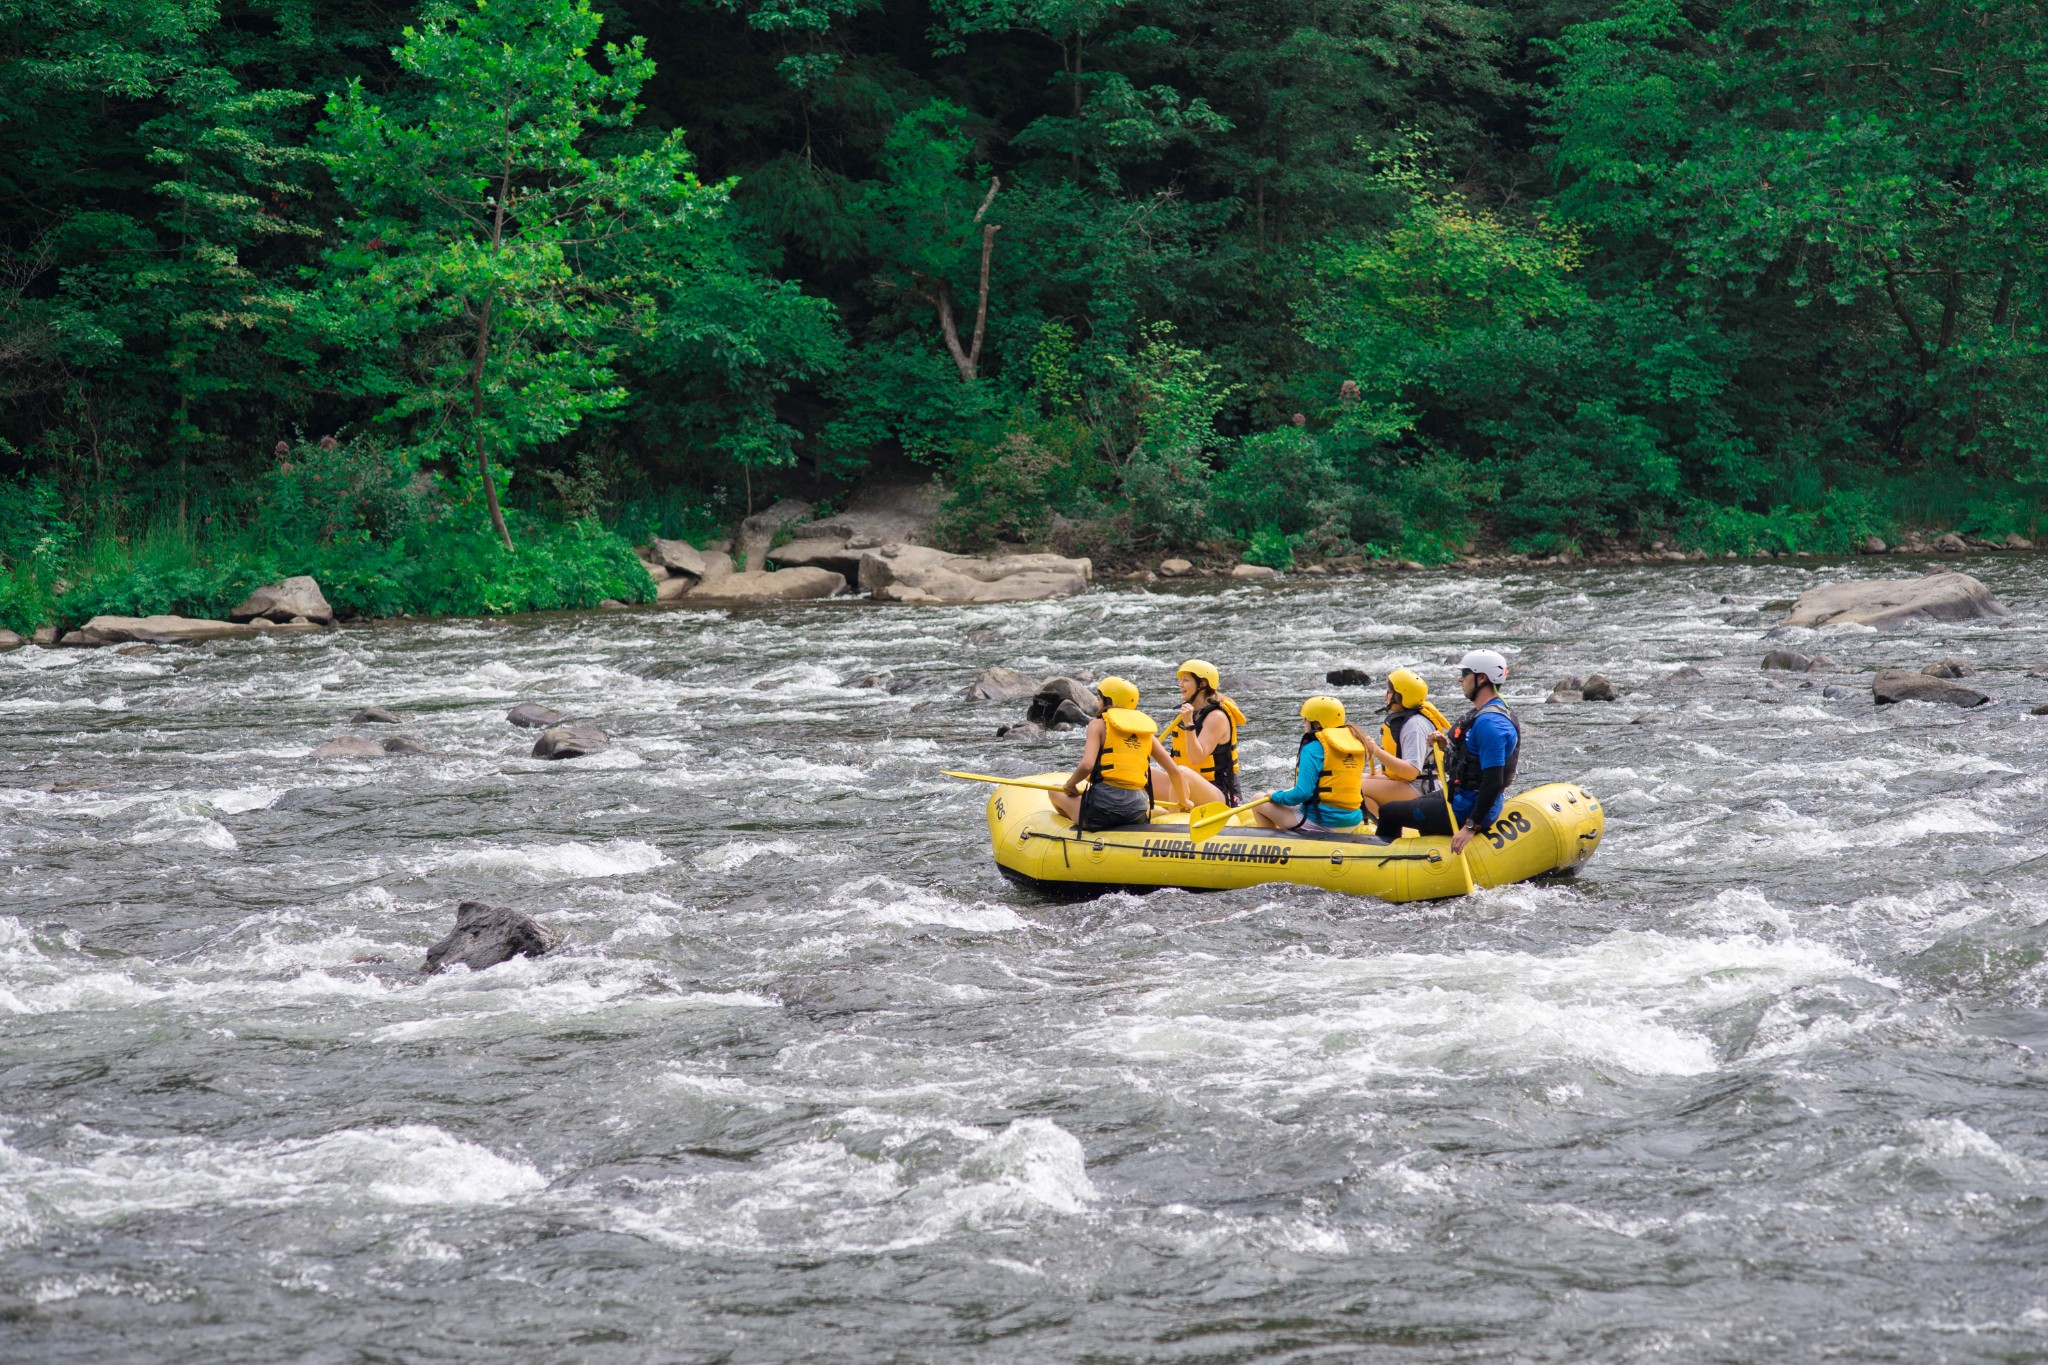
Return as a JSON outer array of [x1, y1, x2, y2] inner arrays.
[[423, 901, 559, 975], [656, 550, 733, 601], [0, 628, 22, 650], [1782, 572, 2009, 630], [766, 537, 865, 581], [1026, 676, 1099, 729], [1872, 668, 1989, 707], [684, 566, 846, 605], [966, 665, 1040, 702], [647, 538, 710, 577], [532, 722, 611, 759], [736, 499, 814, 572], [859, 544, 1089, 604], [63, 615, 258, 646], [230, 575, 334, 625]]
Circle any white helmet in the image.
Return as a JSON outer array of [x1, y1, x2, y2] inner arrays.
[[1456, 648, 1509, 687]]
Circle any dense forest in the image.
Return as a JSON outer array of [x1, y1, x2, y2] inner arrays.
[[3, 0, 2045, 627]]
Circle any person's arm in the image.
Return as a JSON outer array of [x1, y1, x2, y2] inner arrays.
[[1190, 709, 1229, 763], [1369, 727, 1420, 781], [1151, 736, 1186, 806], [1268, 741, 1320, 807], [1064, 720, 1103, 795]]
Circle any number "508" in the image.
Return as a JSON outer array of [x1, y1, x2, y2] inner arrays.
[[1485, 810, 1533, 850]]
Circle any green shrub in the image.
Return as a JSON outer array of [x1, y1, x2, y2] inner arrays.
[[1242, 525, 1300, 570]]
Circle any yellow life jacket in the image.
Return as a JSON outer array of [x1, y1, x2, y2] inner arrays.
[[1092, 708, 1158, 791], [1312, 724, 1367, 812], [1379, 701, 1451, 780], [1170, 694, 1246, 781]]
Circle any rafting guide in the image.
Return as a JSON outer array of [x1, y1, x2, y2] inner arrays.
[[952, 650, 1600, 902]]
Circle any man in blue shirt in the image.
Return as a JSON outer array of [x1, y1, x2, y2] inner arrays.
[[1372, 649, 1521, 854]]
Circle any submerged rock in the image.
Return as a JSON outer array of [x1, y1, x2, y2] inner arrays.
[[1762, 650, 1833, 673], [1667, 664, 1706, 682], [1781, 571, 2009, 630], [506, 703, 565, 729], [532, 721, 610, 759], [423, 900, 559, 975], [1580, 674, 1620, 702], [351, 706, 401, 724], [231, 575, 334, 625], [310, 737, 388, 759], [380, 735, 431, 755], [966, 665, 1039, 702], [1872, 668, 1989, 708], [1921, 658, 1972, 679], [1325, 667, 1375, 688]]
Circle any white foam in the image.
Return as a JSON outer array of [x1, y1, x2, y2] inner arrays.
[[832, 876, 1027, 933], [0, 1124, 543, 1241], [430, 839, 669, 881]]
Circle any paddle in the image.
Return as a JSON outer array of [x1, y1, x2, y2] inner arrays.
[[942, 770, 1076, 795], [1188, 794, 1268, 845], [1437, 766, 1476, 894]]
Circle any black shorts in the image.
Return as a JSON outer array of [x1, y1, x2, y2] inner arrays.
[[1079, 783, 1150, 831], [1375, 796, 1455, 841]]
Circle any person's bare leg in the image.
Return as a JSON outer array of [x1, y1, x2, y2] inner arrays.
[[1251, 800, 1302, 829], [1358, 777, 1419, 818], [1050, 791, 1082, 824], [1161, 764, 1223, 808]]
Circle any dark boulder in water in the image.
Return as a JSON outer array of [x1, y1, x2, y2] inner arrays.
[[507, 702, 566, 729], [1325, 667, 1374, 688], [423, 901, 559, 975], [352, 706, 401, 724], [1872, 668, 1988, 708], [1026, 677, 1098, 730]]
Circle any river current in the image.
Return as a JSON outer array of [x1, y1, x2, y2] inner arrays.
[[4, 559, 2047, 1363]]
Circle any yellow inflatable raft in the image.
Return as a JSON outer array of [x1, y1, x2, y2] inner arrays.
[[984, 776, 1604, 902]]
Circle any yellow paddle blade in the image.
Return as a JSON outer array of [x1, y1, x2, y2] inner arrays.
[[1188, 796, 1263, 845]]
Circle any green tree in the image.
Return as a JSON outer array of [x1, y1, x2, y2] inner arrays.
[[315, 0, 725, 549]]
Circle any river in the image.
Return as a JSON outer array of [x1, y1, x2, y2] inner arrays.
[[4, 559, 2046, 1363]]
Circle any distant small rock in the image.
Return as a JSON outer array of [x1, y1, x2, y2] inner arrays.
[[0, 628, 22, 650], [1822, 686, 1853, 699], [1631, 713, 1663, 725], [1668, 664, 1705, 682], [1861, 536, 1887, 554], [506, 703, 565, 729], [32, 626, 57, 646], [599, 598, 628, 609], [1326, 667, 1374, 688], [310, 737, 388, 759], [532, 722, 610, 759], [1231, 563, 1281, 580], [352, 706, 401, 724], [1762, 649, 1822, 673], [2007, 534, 2034, 551], [966, 665, 1039, 702], [1580, 674, 1620, 702], [423, 900, 559, 975], [381, 735, 431, 755], [1158, 558, 1195, 578], [2033, 703, 2048, 716], [1921, 658, 1972, 679], [1938, 532, 1968, 553], [1872, 668, 1988, 708]]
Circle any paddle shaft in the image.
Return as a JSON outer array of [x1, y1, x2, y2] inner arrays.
[[942, 770, 1078, 795]]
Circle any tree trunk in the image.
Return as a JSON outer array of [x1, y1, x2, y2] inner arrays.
[[470, 296, 514, 552]]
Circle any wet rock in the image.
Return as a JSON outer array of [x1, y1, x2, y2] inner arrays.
[[1780, 571, 2008, 630], [2033, 703, 2048, 716], [0, 628, 22, 650], [1325, 667, 1375, 688], [1546, 682, 1583, 704], [115, 643, 157, 657], [1580, 673, 1620, 702], [1861, 536, 1888, 554], [1631, 713, 1664, 724], [423, 900, 559, 976], [1668, 663, 1706, 681], [310, 737, 389, 759], [1823, 685, 1853, 700], [1762, 649, 1823, 672], [1921, 658, 1972, 679], [736, 498, 814, 572], [63, 615, 258, 646], [506, 703, 565, 729], [1938, 532, 1968, 553], [966, 665, 1039, 702], [274, 786, 336, 810], [381, 735, 431, 755], [1158, 558, 1195, 577], [230, 575, 334, 625], [1872, 668, 1989, 708], [1026, 677, 1099, 730], [860, 544, 1089, 604], [352, 706, 401, 724], [684, 566, 847, 605], [532, 722, 610, 759]]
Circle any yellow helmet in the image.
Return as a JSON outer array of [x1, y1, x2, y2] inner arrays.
[[1095, 676, 1140, 710], [1176, 658, 1220, 691], [1299, 695, 1346, 728], [1387, 667, 1428, 709]]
